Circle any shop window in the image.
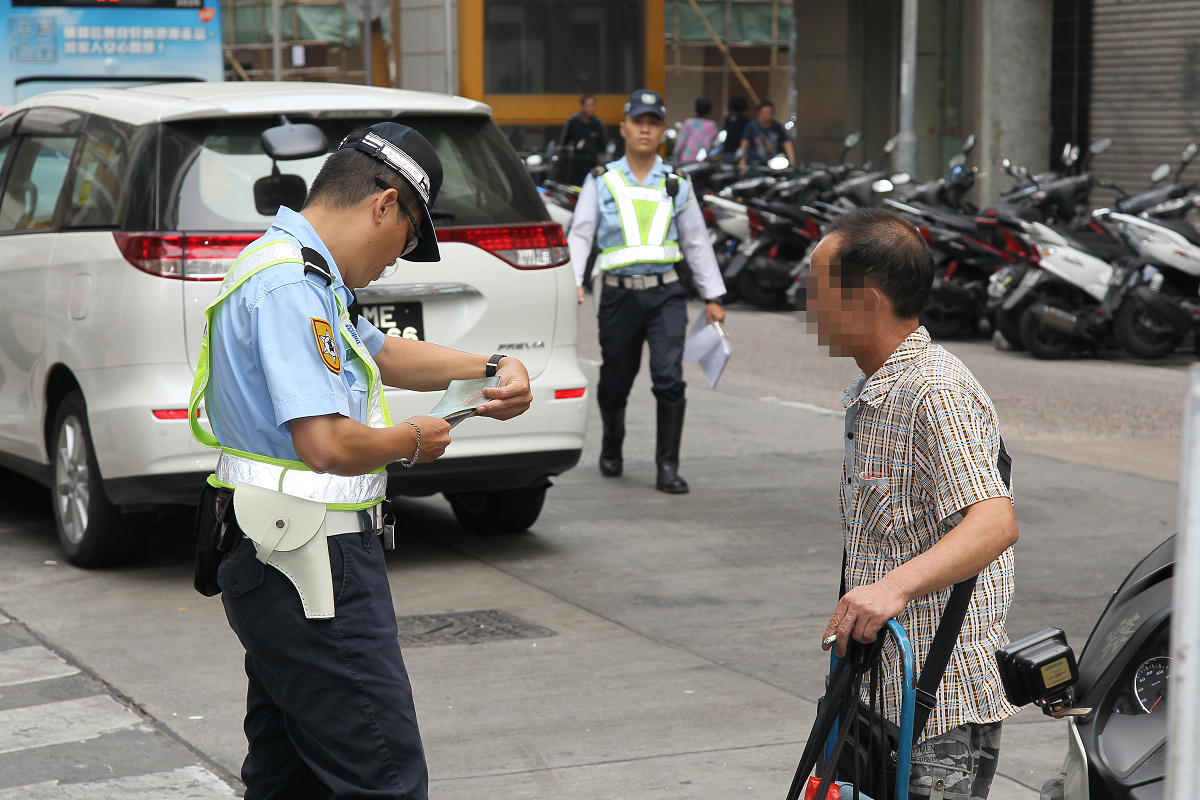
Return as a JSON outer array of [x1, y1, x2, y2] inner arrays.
[[484, 0, 643, 95]]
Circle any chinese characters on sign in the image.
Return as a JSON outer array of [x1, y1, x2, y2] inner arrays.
[[10, 16, 56, 62], [62, 23, 207, 55]]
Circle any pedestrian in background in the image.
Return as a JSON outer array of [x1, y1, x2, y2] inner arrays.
[[720, 94, 750, 164], [738, 100, 795, 166], [567, 90, 727, 494], [674, 97, 717, 163], [806, 207, 1019, 800], [559, 93, 608, 186]]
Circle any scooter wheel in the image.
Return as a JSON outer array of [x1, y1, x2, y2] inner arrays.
[[737, 268, 785, 310], [1115, 296, 1182, 359], [1020, 299, 1075, 360]]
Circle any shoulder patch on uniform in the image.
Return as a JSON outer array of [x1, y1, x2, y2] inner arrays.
[[311, 318, 341, 373]]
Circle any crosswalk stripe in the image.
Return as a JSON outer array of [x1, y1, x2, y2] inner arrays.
[[0, 765, 236, 798], [0, 646, 80, 687], [0, 695, 140, 755]]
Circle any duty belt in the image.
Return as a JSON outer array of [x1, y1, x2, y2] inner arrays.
[[603, 268, 679, 291]]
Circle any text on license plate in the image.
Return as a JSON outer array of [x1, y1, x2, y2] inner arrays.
[[360, 302, 424, 340]]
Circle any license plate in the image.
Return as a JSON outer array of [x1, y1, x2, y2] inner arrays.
[[360, 302, 424, 340], [738, 239, 761, 256]]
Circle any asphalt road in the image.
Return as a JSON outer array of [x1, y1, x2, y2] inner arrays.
[[0, 302, 1185, 798]]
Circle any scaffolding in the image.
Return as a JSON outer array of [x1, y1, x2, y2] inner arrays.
[[220, 0, 400, 85]]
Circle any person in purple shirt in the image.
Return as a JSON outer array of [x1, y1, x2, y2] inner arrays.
[[674, 97, 718, 163], [738, 100, 796, 167]]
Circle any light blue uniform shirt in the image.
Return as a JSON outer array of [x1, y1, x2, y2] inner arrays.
[[565, 155, 725, 299], [207, 207, 387, 461]]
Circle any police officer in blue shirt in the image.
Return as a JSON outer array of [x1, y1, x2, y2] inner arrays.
[[567, 90, 727, 493], [189, 122, 533, 799]]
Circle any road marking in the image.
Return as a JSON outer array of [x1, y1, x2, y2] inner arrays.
[[0, 765, 236, 798], [0, 646, 80, 687], [0, 695, 140, 755], [0, 614, 9, 625], [758, 395, 841, 417]]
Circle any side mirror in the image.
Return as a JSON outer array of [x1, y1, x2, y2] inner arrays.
[[871, 179, 894, 193], [891, 172, 911, 185], [715, 129, 728, 145], [696, 148, 708, 162], [962, 133, 976, 154], [525, 153, 544, 167], [1151, 163, 1171, 183], [767, 154, 790, 170], [883, 136, 898, 154], [844, 131, 862, 149], [1062, 144, 1079, 168], [1184, 141, 1199, 164], [949, 153, 967, 169], [784, 119, 795, 131], [261, 120, 328, 162], [1089, 137, 1112, 155]]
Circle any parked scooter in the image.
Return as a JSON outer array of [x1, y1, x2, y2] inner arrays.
[[1016, 534, 1174, 800]]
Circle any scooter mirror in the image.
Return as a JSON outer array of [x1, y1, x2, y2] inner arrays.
[[949, 153, 967, 170], [696, 148, 708, 162], [715, 130, 728, 145], [1090, 137, 1112, 155], [1151, 163, 1172, 183], [525, 153, 544, 167], [767, 155, 791, 170], [1184, 141, 1198, 163], [871, 179, 894, 193], [1061, 142, 1073, 164], [891, 172, 912, 185], [884, 136, 898, 154], [844, 131, 862, 149], [962, 133, 976, 154], [998, 157, 1012, 171]]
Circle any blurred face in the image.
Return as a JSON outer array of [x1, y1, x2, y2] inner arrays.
[[581, 97, 596, 118], [620, 113, 667, 157], [805, 234, 876, 356], [757, 104, 775, 126]]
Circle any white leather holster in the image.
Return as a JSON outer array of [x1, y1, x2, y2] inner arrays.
[[233, 483, 338, 619]]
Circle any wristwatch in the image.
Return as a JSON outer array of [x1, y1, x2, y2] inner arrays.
[[704, 297, 724, 305], [486, 353, 507, 378]]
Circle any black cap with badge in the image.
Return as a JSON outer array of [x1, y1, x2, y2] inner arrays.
[[338, 122, 444, 262], [623, 89, 666, 120]]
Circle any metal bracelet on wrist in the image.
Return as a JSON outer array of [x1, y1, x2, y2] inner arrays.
[[398, 421, 420, 468]]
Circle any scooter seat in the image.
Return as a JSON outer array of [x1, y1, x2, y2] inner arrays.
[[1152, 218, 1200, 248], [1055, 227, 1127, 262]]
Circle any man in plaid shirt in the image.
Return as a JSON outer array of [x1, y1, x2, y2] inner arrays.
[[807, 208, 1020, 800]]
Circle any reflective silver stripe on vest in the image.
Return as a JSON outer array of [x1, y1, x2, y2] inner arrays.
[[216, 451, 387, 505], [217, 241, 307, 295], [595, 243, 682, 272]]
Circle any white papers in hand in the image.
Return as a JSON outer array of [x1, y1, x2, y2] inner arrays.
[[428, 377, 502, 428], [683, 316, 732, 388]]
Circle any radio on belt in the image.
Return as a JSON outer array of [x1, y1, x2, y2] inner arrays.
[[995, 627, 1086, 718]]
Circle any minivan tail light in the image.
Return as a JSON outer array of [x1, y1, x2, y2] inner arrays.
[[114, 233, 261, 280], [436, 223, 570, 269]]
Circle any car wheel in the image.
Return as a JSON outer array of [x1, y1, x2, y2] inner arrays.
[[446, 485, 548, 534], [50, 392, 143, 567]]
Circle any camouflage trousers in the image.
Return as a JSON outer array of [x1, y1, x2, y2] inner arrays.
[[909, 721, 1002, 800]]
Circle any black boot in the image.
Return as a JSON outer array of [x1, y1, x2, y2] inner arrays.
[[655, 401, 689, 494], [599, 405, 625, 477]]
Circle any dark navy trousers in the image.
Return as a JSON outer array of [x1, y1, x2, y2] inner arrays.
[[596, 281, 688, 409], [218, 532, 427, 800]]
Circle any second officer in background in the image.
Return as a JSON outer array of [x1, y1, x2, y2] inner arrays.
[[568, 90, 727, 494]]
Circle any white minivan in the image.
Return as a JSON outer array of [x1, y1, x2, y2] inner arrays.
[[0, 82, 588, 566]]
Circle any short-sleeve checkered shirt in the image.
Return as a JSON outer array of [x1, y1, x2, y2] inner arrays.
[[839, 327, 1019, 740]]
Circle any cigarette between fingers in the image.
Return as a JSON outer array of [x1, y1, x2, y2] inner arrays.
[[823, 635, 837, 646]]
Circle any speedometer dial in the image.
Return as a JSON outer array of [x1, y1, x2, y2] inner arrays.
[[1134, 656, 1170, 713]]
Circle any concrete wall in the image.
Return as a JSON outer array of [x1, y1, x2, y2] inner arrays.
[[964, 0, 1052, 204], [400, 0, 455, 94]]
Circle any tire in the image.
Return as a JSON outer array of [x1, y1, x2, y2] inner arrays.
[[993, 306, 1026, 351], [447, 485, 548, 534], [1115, 296, 1183, 359], [920, 302, 977, 339], [737, 262, 785, 310], [1019, 297, 1075, 360], [50, 392, 144, 567]]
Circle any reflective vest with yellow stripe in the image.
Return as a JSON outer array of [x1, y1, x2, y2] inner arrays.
[[188, 240, 392, 511], [594, 169, 683, 272]]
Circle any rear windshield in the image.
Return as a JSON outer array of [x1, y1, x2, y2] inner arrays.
[[160, 114, 547, 230]]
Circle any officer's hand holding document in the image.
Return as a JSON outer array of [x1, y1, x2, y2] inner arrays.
[[429, 377, 503, 428], [683, 315, 732, 388]]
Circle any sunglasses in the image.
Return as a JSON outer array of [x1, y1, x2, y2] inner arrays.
[[374, 176, 422, 257]]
